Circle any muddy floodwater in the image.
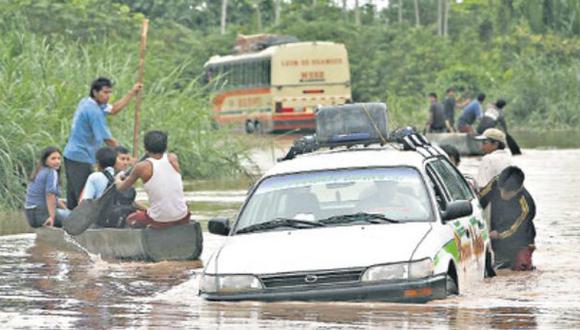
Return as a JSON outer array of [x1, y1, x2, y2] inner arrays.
[[1, 148, 580, 329]]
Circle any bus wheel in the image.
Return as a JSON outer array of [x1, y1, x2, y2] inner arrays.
[[254, 121, 262, 134], [245, 120, 255, 134]]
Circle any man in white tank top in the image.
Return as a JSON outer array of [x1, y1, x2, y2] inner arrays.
[[115, 131, 190, 229]]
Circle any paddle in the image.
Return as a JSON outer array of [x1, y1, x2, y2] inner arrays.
[[506, 133, 522, 155]]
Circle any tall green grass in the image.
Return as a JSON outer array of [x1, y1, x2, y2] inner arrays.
[[0, 30, 249, 210]]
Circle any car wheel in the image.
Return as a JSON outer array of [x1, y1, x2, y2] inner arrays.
[[446, 270, 459, 296], [254, 120, 262, 134], [245, 120, 255, 134]]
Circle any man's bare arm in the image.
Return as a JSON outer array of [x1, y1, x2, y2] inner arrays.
[[105, 138, 118, 147], [109, 83, 142, 115], [115, 161, 145, 191], [168, 153, 181, 173]]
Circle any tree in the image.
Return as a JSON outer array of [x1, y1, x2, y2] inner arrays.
[[274, 0, 281, 25], [254, 0, 263, 32], [342, 0, 348, 21], [398, 0, 403, 23], [414, 0, 420, 27], [355, 0, 361, 26], [443, 0, 449, 36], [221, 0, 228, 35], [437, 0, 442, 36]]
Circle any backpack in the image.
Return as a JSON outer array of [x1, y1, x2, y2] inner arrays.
[[97, 171, 137, 228]]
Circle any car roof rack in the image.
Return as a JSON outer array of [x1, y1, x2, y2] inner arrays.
[[279, 129, 446, 162], [399, 133, 446, 158]]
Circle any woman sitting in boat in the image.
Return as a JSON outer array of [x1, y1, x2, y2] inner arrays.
[[115, 130, 190, 229], [24, 147, 71, 228]]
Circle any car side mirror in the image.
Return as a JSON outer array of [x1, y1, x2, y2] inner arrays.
[[208, 218, 231, 236], [441, 200, 473, 222]]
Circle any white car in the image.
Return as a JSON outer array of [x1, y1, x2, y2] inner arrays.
[[200, 136, 492, 303]]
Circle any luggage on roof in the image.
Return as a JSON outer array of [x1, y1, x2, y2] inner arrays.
[[316, 103, 389, 147]]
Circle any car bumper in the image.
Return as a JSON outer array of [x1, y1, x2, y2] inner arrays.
[[200, 274, 447, 303]]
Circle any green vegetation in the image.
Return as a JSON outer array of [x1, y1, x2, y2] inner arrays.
[[0, 1, 249, 209], [1, 0, 580, 209]]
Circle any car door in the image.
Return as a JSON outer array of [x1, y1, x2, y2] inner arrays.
[[425, 157, 483, 284]]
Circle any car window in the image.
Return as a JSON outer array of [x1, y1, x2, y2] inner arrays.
[[427, 159, 472, 201], [236, 167, 434, 230], [425, 167, 448, 210], [440, 160, 475, 200]]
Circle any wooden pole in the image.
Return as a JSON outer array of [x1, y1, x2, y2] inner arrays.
[[133, 19, 149, 159]]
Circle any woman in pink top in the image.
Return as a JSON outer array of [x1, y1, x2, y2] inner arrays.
[[115, 131, 189, 229]]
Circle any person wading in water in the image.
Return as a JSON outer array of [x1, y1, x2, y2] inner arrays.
[[479, 166, 537, 271], [114, 131, 190, 229]]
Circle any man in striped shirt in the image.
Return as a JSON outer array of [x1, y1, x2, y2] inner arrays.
[[479, 166, 537, 271]]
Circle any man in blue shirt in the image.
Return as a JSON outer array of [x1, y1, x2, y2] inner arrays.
[[457, 93, 485, 134], [63, 77, 142, 209]]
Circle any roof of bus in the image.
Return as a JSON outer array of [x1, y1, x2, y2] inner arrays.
[[204, 41, 345, 67], [264, 146, 429, 178]]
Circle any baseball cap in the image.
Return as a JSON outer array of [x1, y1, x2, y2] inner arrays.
[[475, 128, 506, 145]]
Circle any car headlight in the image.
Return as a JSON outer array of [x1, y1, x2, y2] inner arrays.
[[361, 263, 407, 282], [200, 274, 263, 293], [408, 258, 433, 279], [361, 259, 433, 282]]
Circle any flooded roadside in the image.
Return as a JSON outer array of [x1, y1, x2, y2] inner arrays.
[[1, 143, 580, 328]]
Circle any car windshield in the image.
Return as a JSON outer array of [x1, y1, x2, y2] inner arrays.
[[235, 167, 433, 233]]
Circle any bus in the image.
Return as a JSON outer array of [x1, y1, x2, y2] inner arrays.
[[204, 41, 351, 133]]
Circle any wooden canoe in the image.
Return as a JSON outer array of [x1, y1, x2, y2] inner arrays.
[[425, 132, 484, 156], [35, 221, 203, 262]]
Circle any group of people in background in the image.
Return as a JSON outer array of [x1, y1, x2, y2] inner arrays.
[[24, 77, 190, 231], [425, 88, 510, 138]]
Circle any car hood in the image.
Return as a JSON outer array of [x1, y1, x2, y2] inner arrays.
[[207, 222, 432, 275]]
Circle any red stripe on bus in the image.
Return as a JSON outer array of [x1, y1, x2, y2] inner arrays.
[[213, 88, 271, 108]]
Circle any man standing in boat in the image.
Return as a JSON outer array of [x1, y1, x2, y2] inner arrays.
[[114, 130, 190, 229], [63, 77, 142, 209]]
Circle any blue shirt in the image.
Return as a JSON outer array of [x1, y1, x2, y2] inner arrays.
[[63, 98, 113, 164], [25, 167, 60, 208], [458, 100, 482, 126], [81, 167, 115, 201]]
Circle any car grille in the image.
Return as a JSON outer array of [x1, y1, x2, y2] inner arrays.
[[259, 268, 365, 289]]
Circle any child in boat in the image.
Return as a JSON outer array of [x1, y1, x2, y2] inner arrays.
[[105, 146, 146, 227], [79, 147, 117, 202], [24, 147, 70, 227]]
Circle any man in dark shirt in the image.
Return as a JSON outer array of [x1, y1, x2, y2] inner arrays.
[[443, 88, 457, 132], [479, 166, 536, 271], [425, 92, 446, 133]]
